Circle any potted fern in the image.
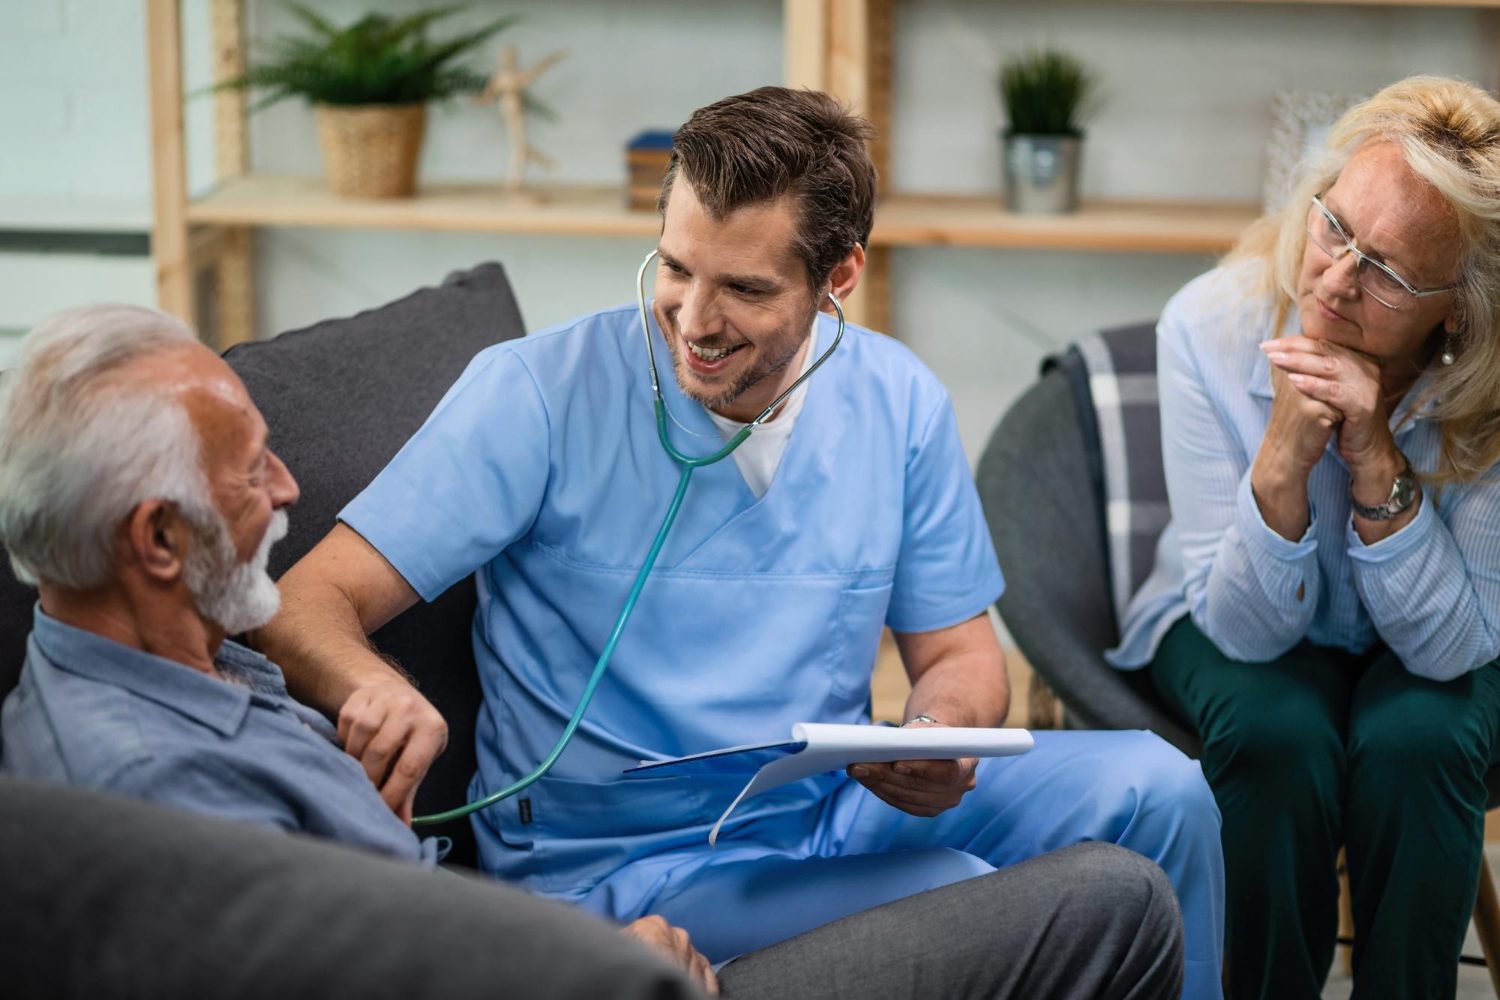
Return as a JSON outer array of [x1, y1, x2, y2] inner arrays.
[[216, 4, 514, 198], [998, 49, 1100, 214]]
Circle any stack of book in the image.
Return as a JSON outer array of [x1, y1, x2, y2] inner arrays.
[[625, 130, 675, 212]]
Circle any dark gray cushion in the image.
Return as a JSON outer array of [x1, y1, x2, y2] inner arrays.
[[223, 262, 526, 866], [0, 776, 699, 1000], [0, 566, 26, 711], [0, 558, 30, 710]]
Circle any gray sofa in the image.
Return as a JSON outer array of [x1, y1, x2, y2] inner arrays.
[[0, 264, 700, 998]]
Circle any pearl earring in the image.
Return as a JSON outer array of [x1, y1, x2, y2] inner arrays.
[[1441, 336, 1457, 366]]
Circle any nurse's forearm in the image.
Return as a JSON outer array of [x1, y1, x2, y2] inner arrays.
[[251, 524, 423, 716], [256, 571, 407, 714], [905, 658, 1008, 728], [894, 615, 1010, 728]]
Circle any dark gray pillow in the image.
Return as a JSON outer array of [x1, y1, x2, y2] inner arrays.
[[0, 559, 29, 710]]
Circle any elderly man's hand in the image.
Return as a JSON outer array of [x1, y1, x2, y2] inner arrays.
[[847, 721, 978, 818], [622, 916, 719, 996], [337, 677, 448, 824]]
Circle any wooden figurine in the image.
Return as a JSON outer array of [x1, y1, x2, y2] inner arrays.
[[480, 44, 567, 193]]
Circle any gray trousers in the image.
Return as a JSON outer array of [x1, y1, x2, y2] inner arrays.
[[720, 842, 1185, 1000]]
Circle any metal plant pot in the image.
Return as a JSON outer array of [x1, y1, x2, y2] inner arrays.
[[1002, 133, 1082, 214]]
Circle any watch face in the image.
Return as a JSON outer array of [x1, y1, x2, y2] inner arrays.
[[1392, 474, 1416, 510]]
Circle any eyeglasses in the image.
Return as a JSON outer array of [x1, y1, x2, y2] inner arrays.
[[1307, 195, 1457, 310]]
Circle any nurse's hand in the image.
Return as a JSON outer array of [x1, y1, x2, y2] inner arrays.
[[622, 916, 719, 995], [847, 744, 979, 818], [338, 676, 448, 824]]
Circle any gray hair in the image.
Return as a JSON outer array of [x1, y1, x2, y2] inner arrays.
[[0, 304, 216, 589]]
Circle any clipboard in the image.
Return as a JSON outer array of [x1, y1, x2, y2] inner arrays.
[[624, 722, 1034, 844]]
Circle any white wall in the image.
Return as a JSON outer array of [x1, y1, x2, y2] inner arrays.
[[0, 0, 156, 340], [0, 0, 151, 205], [1, 0, 1495, 456]]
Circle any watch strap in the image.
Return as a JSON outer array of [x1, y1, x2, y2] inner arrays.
[[1350, 460, 1416, 521]]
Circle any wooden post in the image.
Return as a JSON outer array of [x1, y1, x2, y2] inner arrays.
[[821, 0, 894, 333], [784, 0, 830, 91], [1339, 849, 1355, 974], [212, 0, 248, 179], [212, 0, 256, 347], [145, 0, 194, 325], [1474, 859, 1500, 995]]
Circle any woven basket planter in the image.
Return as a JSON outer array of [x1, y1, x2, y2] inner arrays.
[[314, 103, 427, 198]]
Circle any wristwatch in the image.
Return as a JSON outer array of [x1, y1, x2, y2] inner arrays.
[[1350, 461, 1418, 521]]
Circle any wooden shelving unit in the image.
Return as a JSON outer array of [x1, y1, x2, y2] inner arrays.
[[147, 0, 1500, 344]]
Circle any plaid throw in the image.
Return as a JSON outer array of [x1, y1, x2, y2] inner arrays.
[[1051, 322, 1170, 625]]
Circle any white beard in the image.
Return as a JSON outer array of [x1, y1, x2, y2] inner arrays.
[[184, 508, 287, 636]]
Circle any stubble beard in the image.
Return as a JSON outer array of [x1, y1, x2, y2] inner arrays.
[[667, 304, 820, 416]]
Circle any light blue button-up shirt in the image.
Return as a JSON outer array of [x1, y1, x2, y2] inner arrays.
[[1109, 261, 1500, 680], [1, 606, 440, 864]]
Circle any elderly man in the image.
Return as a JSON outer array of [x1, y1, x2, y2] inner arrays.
[[0, 304, 1185, 999], [261, 86, 1223, 999]]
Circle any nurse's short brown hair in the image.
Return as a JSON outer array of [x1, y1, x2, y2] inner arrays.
[[658, 86, 877, 291]]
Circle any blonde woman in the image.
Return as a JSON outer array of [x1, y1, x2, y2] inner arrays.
[[1108, 76, 1500, 999]]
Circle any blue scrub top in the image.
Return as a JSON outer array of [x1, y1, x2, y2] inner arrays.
[[341, 303, 1004, 899]]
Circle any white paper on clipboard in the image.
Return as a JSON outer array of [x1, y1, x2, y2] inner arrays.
[[624, 722, 1033, 845]]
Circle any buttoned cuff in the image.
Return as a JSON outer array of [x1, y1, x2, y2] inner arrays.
[[1238, 470, 1318, 562]]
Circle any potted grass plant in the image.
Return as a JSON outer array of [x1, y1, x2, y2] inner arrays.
[[998, 49, 1100, 214], [216, 3, 514, 198]]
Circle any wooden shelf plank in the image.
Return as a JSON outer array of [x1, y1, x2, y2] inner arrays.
[[871, 194, 1261, 253], [188, 176, 1261, 254], [187, 175, 663, 238]]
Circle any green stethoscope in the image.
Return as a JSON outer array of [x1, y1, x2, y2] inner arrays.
[[414, 249, 845, 826]]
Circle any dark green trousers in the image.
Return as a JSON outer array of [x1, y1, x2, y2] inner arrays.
[[1149, 617, 1500, 1000]]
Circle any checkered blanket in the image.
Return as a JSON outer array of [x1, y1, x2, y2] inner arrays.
[[1048, 322, 1170, 625]]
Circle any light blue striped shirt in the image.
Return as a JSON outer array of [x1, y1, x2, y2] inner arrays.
[[1108, 261, 1500, 680]]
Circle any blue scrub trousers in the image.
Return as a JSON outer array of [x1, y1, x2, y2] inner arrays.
[[583, 730, 1224, 1000]]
